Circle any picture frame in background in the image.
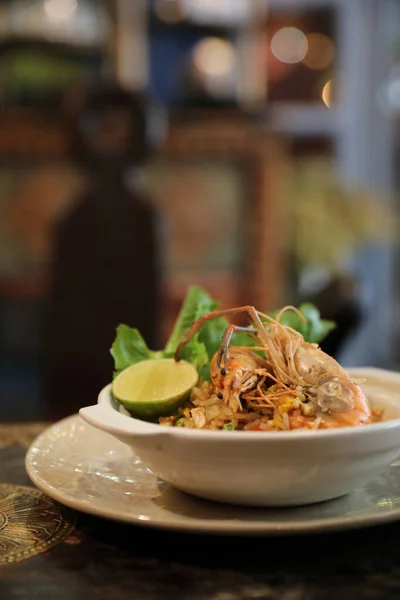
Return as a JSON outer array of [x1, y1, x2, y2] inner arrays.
[[144, 109, 287, 343]]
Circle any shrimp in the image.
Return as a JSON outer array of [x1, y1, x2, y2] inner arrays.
[[293, 343, 372, 428], [175, 305, 372, 429], [210, 346, 266, 412]]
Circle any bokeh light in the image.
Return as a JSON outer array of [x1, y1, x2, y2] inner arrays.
[[43, 0, 77, 23], [303, 33, 335, 70], [322, 79, 333, 108], [270, 27, 308, 65], [192, 37, 236, 78]]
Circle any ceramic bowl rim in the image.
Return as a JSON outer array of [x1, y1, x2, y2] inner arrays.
[[79, 366, 400, 443]]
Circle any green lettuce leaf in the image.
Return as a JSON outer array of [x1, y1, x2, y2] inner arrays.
[[110, 325, 162, 376], [179, 339, 209, 374], [110, 286, 217, 378], [267, 303, 336, 344], [163, 285, 266, 378], [197, 316, 227, 359], [163, 285, 220, 378], [164, 285, 219, 354]]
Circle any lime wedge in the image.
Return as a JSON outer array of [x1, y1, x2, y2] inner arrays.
[[112, 358, 198, 421]]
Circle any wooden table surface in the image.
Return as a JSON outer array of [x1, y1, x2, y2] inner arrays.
[[2, 422, 400, 600]]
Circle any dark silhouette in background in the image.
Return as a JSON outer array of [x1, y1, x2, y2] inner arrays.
[[45, 84, 163, 420], [304, 274, 363, 360]]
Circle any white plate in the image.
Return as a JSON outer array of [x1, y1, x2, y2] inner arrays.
[[79, 368, 400, 507], [26, 414, 400, 536]]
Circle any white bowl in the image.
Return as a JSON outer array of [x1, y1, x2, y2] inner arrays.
[[79, 367, 400, 507]]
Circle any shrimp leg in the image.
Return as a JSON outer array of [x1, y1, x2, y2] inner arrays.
[[174, 306, 271, 361]]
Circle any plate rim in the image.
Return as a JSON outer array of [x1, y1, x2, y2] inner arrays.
[[25, 414, 400, 536]]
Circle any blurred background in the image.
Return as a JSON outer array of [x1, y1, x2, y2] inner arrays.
[[0, 0, 399, 421]]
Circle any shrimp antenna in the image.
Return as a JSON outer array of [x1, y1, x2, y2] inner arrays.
[[274, 305, 307, 324]]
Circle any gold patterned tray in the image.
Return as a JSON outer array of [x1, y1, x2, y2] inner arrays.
[[0, 484, 76, 564], [0, 423, 76, 564]]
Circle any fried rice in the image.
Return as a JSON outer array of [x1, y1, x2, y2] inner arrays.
[[158, 380, 323, 432]]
